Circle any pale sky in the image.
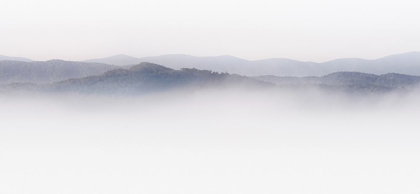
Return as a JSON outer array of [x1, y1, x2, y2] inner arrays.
[[1, 0, 419, 62]]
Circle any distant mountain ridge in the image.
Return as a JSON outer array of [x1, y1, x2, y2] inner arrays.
[[4, 52, 420, 77], [84, 52, 420, 77]]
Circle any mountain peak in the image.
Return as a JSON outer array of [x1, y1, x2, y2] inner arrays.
[[129, 62, 173, 72]]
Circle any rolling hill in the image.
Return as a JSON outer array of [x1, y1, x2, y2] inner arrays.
[[46, 62, 272, 94]]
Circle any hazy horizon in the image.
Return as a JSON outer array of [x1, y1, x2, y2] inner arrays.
[[2, 0, 420, 62]]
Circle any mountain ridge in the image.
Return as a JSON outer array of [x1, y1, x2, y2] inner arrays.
[[0, 55, 33, 62]]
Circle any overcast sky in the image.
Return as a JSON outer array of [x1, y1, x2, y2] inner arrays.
[[1, 0, 419, 62]]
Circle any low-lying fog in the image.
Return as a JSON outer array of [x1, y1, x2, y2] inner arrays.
[[1, 88, 420, 194]]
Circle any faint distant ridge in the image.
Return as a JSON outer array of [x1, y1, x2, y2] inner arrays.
[[0, 55, 32, 62], [84, 51, 420, 76], [0, 60, 117, 84], [85, 54, 142, 66]]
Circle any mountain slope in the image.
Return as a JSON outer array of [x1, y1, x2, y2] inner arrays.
[[0, 60, 117, 84]]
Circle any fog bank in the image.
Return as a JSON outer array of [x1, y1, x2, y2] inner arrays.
[[1, 88, 420, 194]]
